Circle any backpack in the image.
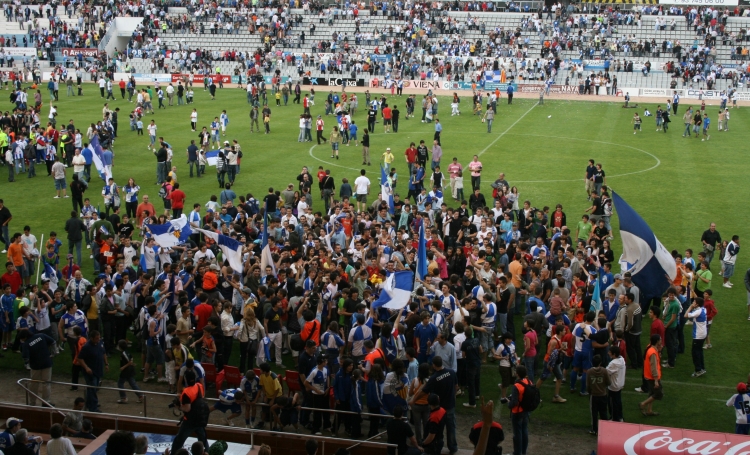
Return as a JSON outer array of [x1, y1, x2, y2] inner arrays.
[[158, 183, 168, 199], [185, 388, 211, 426], [290, 320, 318, 352], [141, 316, 152, 340], [518, 380, 541, 412]]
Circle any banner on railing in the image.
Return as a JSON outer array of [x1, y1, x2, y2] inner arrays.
[[61, 48, 99, 58], [170, 73, 232, 84], [303, 77, 365, 86], [1, 47, 37, 57], [662, 0, 738, 5]]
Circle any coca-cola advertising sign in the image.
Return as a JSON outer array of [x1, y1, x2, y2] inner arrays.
[[61, 48, 99, 57], [599, 421, 750, 455]]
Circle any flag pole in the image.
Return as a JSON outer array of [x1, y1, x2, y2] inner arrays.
[[35, 234, 45, 284]]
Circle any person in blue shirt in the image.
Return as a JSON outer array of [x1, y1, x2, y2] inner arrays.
[[405, 347, 419, 381], [304, 355, 331, 435], [507, 84, 514, 104], [702, 113, 711, 141], [321, 321, 345, 375], [415, 312, 438, 364], [570, 312, 597, 396], [434, 119, 442, 146], [348, 121, 359, 147], [211, 388, 245, 426], [333, 358, 354, 435], [366, 363, 385, 438], [349, 368, 365, 438]]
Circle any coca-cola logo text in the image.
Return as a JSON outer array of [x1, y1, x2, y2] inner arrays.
[[624, 429, 750, 455], [599, 421, 750, 455]]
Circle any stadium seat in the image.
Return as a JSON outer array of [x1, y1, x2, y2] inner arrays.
[[204, 363, 217, 386], [215, 370, 226, 394], [284, 370, 301, 396], [224, 365, 243, 388]]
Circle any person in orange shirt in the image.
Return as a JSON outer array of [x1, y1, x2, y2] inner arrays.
[[202, 264, 220, 299], [98, 236, 116, 270], [7, 233, 25, 277], [640, 334, 663, 416], [341, 213, 353, 238], [569, 287, 585, 323]]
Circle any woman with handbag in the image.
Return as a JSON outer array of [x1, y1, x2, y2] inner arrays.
[[238, 306, 264, 373]]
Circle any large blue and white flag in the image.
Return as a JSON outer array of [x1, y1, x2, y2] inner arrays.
[[196, 228, 244, 273], [612, 190, 676, 300], [147, 215, 192, 248], [591, 278, 602, 313], [42, 262, 59, 292], [372, 270, 414, 311], [416, 224, 428, 281], [380, 165, 395, 215], [89, 136, 111, 181]]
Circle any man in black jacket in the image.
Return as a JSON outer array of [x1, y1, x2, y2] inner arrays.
[[155, 145, 167, 185], [19, 330, 56, 406], [65, 210, 85, 266]]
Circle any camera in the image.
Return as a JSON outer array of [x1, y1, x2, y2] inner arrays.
[[168, 397, 181, 409], [307, 294, 320, 312]]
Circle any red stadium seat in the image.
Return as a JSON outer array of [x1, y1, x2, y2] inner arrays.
[[224, 366, 243, 388], [284, 370, 301, 396], [215, 370, 225, 395], [204, 363, 217, 384]]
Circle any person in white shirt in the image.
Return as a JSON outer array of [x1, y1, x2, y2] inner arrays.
[[685, 298, 707, 377], [353, 169, 371, 213], [606, 345, 626, 422], [453, 321, 467, 397], [47, 424, 76, 455], [194, 244, 216, 264]]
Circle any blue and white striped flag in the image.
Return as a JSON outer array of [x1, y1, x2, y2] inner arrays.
[[612, 190, 676, 301]]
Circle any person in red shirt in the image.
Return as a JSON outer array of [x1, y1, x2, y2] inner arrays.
[[382, 105, 392, 133], [405, 143, 417, 175], [561, 323, 574, 381], [193, 294, 213, 334], [0, 262, 22, 294], [168, 182, 186, 218], [648, 305, 665, 343], [703, 289, 717, 349], [118, 79, 126, 99], [550, 204, 567, 230]]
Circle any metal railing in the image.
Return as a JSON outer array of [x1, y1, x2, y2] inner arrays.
[[14, 380, 397, 455], [17, 378, 400, 420]]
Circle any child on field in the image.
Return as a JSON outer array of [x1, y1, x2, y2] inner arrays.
[[192, 320, 216, 364], [703, 289, 717, 349], [136, 119, 144, 135], [454, 170, 464, 202]]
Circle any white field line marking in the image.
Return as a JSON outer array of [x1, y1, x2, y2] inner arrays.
[[477, 103, 537, 157], [501, 133, 662, 183]]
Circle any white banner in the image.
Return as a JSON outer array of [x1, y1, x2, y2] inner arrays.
[[660, 0, 738, 5], [1, 47, 37, 57], [683, 88, 750, 100], [639, 88, 678, 97]]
